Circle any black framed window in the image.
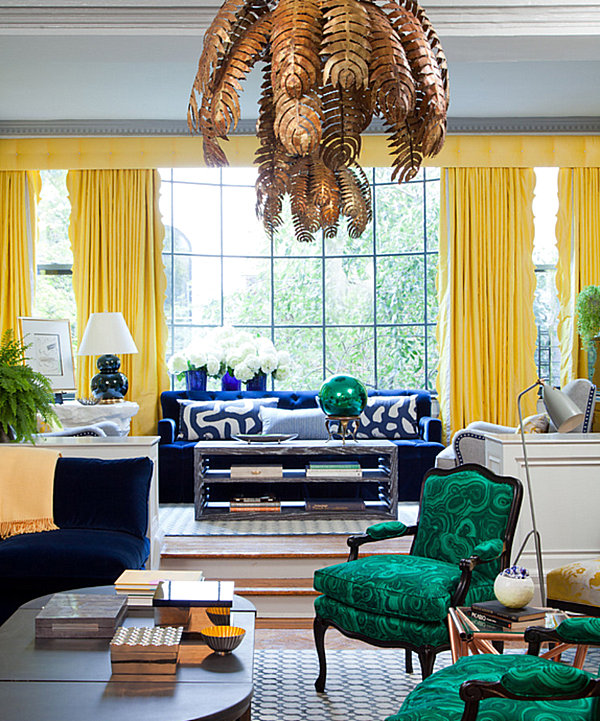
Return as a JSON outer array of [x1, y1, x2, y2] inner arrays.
[[159, 166, 440, 390]]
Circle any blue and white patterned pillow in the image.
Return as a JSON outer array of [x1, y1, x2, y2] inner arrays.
[[355, 395, 419, 440], [178, 398, 278, 441], [259, 406, 328, 440]]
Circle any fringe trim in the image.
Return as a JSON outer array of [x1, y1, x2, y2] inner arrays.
[[0, 518, 59, 539]]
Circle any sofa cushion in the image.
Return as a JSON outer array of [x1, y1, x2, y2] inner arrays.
[[53, 457, 152, 539], [178, 398, 278, 441], [356, 395, 419, 439], [0, 528, 149, 579], [259, 406, 328, 439]]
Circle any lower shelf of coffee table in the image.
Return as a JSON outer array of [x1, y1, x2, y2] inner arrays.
[[196, 501, 395, 520]]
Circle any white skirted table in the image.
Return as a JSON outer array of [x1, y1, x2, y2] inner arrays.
[[53, 400, 139, 435]]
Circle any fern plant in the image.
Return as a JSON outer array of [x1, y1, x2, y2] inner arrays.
[[576, 285, 600, 349], [0, 329, 58, 442]]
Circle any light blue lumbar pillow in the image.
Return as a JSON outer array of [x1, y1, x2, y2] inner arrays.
[[356, 395, 419, 439], [179, 398, 278, 441], [259, 406, 328, 440]]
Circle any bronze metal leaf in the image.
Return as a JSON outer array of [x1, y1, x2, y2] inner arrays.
[[321, 0, 371, 91], [274, 91, 323, 156], [364, 2, 415, 126], [336, 164, 370, 238], [271, 0, 322, 100], [321, 82, 371, 170]]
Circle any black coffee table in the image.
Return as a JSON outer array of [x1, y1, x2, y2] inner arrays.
[[0, 586, 256, 721]]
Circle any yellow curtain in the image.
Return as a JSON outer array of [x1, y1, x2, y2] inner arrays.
[[0, 171, 41, 337], [67, 169, 169, 435], [556, 168, 600, 384], [437, 168, 538, 440]]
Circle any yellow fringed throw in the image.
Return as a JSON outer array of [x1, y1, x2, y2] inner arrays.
[[0, 447, 61, 539]]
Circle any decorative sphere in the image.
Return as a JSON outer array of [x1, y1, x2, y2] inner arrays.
[[493, 569, 535, 609], [318, 375, 368, 417]]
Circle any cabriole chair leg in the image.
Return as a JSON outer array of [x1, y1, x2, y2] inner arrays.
[[313, 615, 329, 692]]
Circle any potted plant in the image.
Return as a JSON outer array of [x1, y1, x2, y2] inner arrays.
[[0, 329, 58, 442], [576, 285, 600, 382]]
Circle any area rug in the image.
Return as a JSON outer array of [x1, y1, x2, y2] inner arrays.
[[251, 647, 600, 721], [160, 503, 419, 536]]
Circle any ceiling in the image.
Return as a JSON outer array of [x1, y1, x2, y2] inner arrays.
[[1, 1, 600, 136]]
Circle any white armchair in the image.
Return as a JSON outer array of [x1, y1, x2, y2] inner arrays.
[[435, 378, 596, 470], [37, 420, 122, 438]]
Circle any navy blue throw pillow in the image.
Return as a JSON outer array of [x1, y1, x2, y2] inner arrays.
[[356, 395, 419, 439], [178, 398, 278, 440], [53, 457, 152, 539]]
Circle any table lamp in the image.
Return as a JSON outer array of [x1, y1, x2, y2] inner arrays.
[[78, 312, 138, 402], [515, 379, 584, 605]]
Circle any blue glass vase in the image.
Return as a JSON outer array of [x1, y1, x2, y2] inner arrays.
[[221, 371, 242, 391], [185, 369, 208, 392], [246, 373, 267, 392]]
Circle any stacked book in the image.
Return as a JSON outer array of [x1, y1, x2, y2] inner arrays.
[[115, 570, 205, 607], [470, 600, 547, 631], [305, 461, 362, 478], [230, 495, 281, 512]]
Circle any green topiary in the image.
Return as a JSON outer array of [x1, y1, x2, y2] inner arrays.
[[0, 329, 58, 442], [576, 285, 600, 349]]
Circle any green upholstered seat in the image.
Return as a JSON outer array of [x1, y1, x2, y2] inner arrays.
[[386, 654, 597, 721], [313, 464, 523, 686], [315, 555, 494, 623]]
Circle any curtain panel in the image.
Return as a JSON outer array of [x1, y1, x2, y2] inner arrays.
[[0, 171, 41, 337], [67, 169, 169, 435], [437, 167, 538, 441], [556, 168, 600, 384]]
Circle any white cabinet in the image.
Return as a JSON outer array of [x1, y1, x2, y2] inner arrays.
[[484, 433, 600, 585], [32, 436, 161, 569]]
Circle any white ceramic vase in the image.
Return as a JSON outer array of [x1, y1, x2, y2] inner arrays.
[[493, 573, 535, 609]]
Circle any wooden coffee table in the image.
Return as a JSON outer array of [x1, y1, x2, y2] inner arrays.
[[0, 586, 256, 721]]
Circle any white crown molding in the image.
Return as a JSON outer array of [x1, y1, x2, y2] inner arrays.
[[1, 1, 599, 36], [2, 117, 599, 137]]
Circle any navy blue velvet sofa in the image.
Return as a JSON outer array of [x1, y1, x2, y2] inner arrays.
[[0, 456, 152, 625], [158, 389, 443, 504]]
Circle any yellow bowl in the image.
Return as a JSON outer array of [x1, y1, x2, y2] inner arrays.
[[206, 606, 231, 626], [200, 625, 246, 654]]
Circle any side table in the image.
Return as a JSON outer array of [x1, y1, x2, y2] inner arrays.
[[448, 606, 589, 668], [53, 400, 139, 436]]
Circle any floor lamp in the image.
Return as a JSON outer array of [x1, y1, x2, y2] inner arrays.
[[515, 380, 584, 606]]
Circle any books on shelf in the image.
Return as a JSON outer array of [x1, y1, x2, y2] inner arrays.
[[305, 498, 366, 512], [306, 461, 362, 478], [470, 600, 547, 623], [115, 569, 205, 607], [469, 600, 547, 629], [229, 495, 281, 512]]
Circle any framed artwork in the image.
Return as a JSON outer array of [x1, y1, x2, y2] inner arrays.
[[17, 317, 76, 391]]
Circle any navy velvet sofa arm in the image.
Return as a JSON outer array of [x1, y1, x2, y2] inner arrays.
[[419, 416, 442, 444], [158, 418, 176, 444]]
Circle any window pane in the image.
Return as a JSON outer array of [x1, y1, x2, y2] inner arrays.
[[274, 328, 323, 390], [171, 168, 221, 184], [180, 257, 221, 325], [377, 326, 426, 389], [223, 257, 271, 325], [273, 258, 322, 325], [325, 217, 373, 256], [272, 201, 322, 257], [37, 170, 71, 265], [426, 255, 438, 322], [326, 327, 375, 386], [221, 167, 257, 186], [426, 329, 439, 390], [376, 181, 424, 253], [33, 275, 77, 328], [426, 179, 440, 251], [222, 186, 269, 256], [325, 257, 374, 325], [172, 183, 221, 255], [376, 256, 424, 324]]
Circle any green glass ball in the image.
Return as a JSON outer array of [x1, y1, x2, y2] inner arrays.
[[318, 375, 368, 417]]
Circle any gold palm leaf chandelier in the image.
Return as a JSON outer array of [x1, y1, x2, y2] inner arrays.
[[189, 0, 448, 242]]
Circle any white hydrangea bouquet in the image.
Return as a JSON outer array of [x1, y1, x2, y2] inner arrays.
[[167, 326, 291, 383]]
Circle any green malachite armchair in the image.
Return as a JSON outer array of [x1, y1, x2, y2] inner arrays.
[[313, 464, 523, 687], [386, 617, 600, 721]]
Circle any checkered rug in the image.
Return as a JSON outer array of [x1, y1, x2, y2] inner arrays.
[[159, 503, 419, 536], [251, 647, 600, 721]]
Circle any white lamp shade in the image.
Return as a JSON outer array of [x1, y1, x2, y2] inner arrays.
[[541, 381, 584, 432], [78, 312, 138, 356]]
